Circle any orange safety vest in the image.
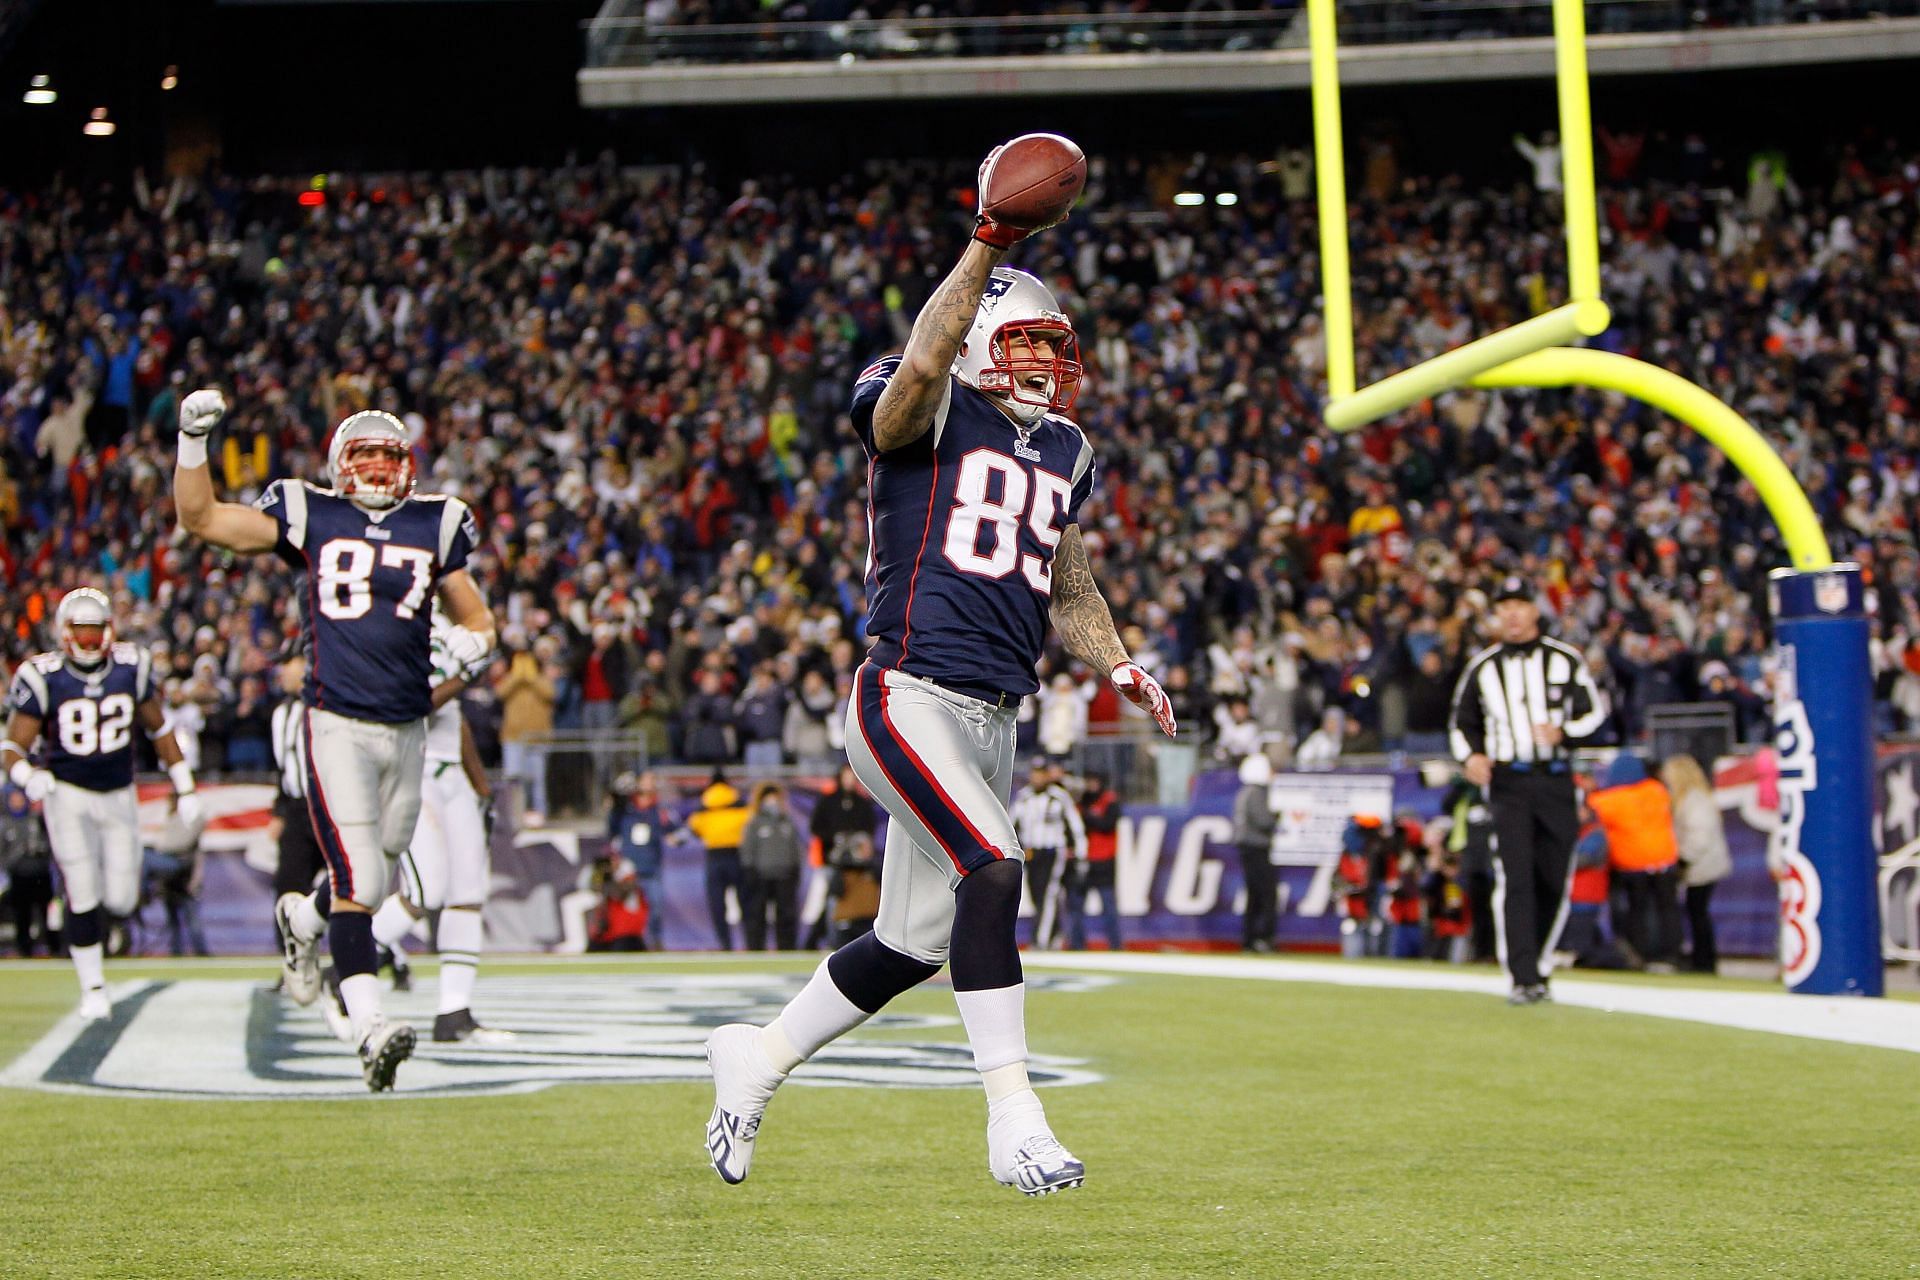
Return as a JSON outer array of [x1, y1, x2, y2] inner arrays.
[[1588, 778, 1679, 872]]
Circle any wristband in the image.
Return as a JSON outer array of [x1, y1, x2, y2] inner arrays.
[[8, 759, 33, 789], [168, 760, 196, 796], [178, 435, 209, 469]]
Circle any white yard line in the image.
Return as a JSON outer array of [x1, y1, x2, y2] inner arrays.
[[1022, 952, 1920, 1056]]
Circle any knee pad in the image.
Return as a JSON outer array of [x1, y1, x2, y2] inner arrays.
[[66, 907, 103, 949], [826, 931, 940, 1015]]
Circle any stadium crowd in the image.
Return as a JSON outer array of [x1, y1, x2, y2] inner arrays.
[[3, 134, 1920, 798]]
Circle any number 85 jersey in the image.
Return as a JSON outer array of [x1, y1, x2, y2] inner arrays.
[[254, 480, 479, 724], [851, 356, 1096, 700]]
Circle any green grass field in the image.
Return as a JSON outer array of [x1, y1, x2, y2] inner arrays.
[[1, 955, 1913, 1279]]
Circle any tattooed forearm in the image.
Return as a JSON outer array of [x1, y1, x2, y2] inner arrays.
[[871, 240, 1005, 451], [1049, 524, 1129, 671]]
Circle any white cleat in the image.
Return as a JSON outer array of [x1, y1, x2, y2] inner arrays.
[[705, 1023, 786, 1185], [274, 892, 323, 1007], [359, 1016, 416, 1093], [77, 988, 111, 1022], [988, 1092, 1085, 1196]]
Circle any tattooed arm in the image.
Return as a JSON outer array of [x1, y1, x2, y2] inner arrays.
[[870, 240, 1005, 452], [1049, 524, 1129, 671]]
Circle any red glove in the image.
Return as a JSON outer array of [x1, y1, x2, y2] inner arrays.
[[1111, 661, 1176, 738], [972, 145, 1064, 250]]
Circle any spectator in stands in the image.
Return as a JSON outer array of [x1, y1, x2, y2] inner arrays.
[[224, 675, 275, 774], [739, 782, 803, 951], [682, 671, 740, 765], [782, 668, 838, 773], [733, 664, 789, 769], [1661, 754, 1731, 974]]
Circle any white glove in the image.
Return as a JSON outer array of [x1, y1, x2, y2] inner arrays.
[[22, 768, 55, 804], [443, 625, 493, 681], [1111, 661, 1177, 739], [178, 389, 227, 438], [176, 791, 205, 829]]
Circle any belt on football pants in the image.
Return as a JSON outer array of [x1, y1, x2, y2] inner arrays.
[[885, 668, 1018, 713]]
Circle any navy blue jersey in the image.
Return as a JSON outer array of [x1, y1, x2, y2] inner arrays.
[[253, 480, 479, 724], [8, 644, 154, 792], [851, 356, 1096, 699]]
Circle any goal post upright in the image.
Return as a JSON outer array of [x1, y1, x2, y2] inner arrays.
[[1305, 0, 1884, 995]]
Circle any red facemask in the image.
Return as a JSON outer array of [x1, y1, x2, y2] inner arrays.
[[973, 321, 1082, 415], [338, 441, 416, 508]]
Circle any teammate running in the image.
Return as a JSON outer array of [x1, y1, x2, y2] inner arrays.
[[5, 589, 202, 1019], [172, 390, 494, 1090]]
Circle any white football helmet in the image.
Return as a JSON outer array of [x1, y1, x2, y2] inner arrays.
[[55, 587, 114, 671], [327, 410, 416, 510], [953, 267, 1082, 426]]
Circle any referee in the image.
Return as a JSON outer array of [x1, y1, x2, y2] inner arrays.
[[1448, 577, 1610, 1004], [268, 654, 325, 903]]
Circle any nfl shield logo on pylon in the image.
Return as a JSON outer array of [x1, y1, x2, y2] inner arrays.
[[1813, 573, 1848, 614]]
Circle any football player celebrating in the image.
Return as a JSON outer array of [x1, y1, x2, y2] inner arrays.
[[172, 390, 495, 1091], [705, 143, 1176, 1195], [324, 606, 508, 1045], [5, 589, 202, 1020]]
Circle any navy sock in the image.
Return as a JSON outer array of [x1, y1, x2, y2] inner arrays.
[[950, 859, 1024, 992], [66, 907, 103, 949], [329, 911, 378, 979], [826, 931, 940, 1015]]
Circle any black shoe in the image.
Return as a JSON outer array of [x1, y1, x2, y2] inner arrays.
[[433, 1008, 516, 1044], [1532, 982, 1553, 1004], [379, 946, 412, 992]]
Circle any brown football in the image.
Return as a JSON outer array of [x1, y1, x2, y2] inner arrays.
[[980, 133, 1087, 231]]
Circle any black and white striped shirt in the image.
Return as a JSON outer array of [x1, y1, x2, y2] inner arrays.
[[270, 699, 308, 800], [1448, 636, 1609, 766], [1009, 783, 1088, 858]]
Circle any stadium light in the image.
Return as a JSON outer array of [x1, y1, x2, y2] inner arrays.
[[83, 107, 116, 137], [1172, 192, 1204, 207], [1214, 192, 1239, 207], [23, 75, 55, 105], [160, 65, 179, 91]]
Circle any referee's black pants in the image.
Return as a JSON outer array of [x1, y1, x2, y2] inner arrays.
[[1489, 768, 1579, 989], [272, 794, 326, 900]]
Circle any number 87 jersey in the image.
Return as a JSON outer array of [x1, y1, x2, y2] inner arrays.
[[851, 354, 1096, 700], [253, 478, 480, 724]]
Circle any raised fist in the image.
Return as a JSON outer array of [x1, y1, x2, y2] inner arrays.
[[179, 389, 227, 438]]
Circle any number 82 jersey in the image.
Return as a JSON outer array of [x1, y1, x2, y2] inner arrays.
[[254, 480, 479, 724], [9, 645, 154, 792], [851, 356, 1096, 700]]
